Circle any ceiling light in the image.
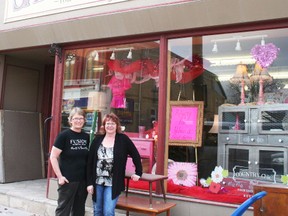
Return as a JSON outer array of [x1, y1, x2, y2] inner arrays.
[[235, 40, 242, 51], [94, 51, 99, 61], [261, 37, 265, 46], [127, 49, 132, 59], [110, 51, 115, 60], [212, 42, 218, 53]]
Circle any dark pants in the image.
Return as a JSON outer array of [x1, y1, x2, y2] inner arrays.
[[55, 181, 88, 216]]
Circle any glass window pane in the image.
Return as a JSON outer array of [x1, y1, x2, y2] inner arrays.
[[61, 41, 160, 136]]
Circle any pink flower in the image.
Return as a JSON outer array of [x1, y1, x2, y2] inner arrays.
[[168, 162, 197, 187]]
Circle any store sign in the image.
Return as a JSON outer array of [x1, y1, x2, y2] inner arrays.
[[168, 101, 204, 147], [232, 165, 277, 183], [4, 0, 129, 23]]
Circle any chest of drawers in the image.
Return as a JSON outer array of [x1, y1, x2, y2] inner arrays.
[[126, 138, 154, 173]]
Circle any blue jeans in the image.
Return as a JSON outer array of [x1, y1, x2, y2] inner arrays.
[[93, 184, 119, 216]]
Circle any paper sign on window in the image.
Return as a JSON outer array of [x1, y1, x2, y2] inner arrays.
[[168, 101, 204, 147]]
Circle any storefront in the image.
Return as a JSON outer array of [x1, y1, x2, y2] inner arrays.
[[1, 0, 288, 215]]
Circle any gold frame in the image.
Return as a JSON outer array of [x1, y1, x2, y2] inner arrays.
[[168, 101, 204, 147]]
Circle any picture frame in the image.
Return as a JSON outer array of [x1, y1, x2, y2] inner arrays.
[[168, 101, 204, 147]]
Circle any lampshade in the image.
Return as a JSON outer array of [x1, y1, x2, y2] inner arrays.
[[250, 63, 273, 82], [87, 91, 107, 111], [209, 115, 219, 134], [230, 64, 250, 84]]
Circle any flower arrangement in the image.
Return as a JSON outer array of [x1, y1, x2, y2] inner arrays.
[[200, 166, 228, 193], [168, 162, 198, 187]]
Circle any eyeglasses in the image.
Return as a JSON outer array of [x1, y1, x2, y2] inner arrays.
[[105, 122, 116, 126], [72, 117, 85, 121]]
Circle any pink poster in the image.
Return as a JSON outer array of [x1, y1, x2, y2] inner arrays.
[[169, 106, 198, 141]]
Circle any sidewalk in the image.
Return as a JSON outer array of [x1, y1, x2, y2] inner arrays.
[[0, 179, 126, 216], [0, 204, 40, 216]]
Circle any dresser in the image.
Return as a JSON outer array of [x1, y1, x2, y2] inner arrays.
[[126, 138, 154, 173], [217, 104, 288, 183]]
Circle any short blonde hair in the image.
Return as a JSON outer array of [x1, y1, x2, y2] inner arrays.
[[67, 107, 86, 125]]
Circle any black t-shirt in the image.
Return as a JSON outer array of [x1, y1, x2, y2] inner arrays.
[[53, 129, 89, 182]]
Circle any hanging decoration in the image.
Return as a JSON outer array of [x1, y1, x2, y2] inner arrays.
[[171, 55, 205, 84], [107, 55, 205, 108], [108, 75, 131, 108], [251, 43, 280, 68]]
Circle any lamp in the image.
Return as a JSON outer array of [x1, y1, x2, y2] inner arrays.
[[230, 64, 250, 105], [127, 49, 132, 59], [209, 115, 219, 134], [110, 51, 115, 60], [87, 91, 107, 111], [250, 63, 273, 105], [235, 40, 242, 51], [212, 42, 218, 53]]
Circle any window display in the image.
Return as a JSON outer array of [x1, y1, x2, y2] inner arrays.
[[61, 42, 160, 136], [166, 28, 288, 202], [60, 27, 288, 204]]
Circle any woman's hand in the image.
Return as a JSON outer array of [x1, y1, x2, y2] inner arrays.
[[131, 174, 140, 181], [87, 185, 94, 194], [58, 176, 69, 185]]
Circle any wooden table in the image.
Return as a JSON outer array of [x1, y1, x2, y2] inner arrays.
[[116, 172, 176, 216], [125, 171, 168, 207]]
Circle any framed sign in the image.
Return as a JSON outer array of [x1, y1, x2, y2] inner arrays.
[[168, 101, 204, 147]]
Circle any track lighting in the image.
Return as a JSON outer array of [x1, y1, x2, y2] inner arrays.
[[211, 34, 267, 53]]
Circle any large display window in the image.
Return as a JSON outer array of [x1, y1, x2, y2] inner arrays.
[[166, 28, 288, 202], [61, 42, 160, 137], [60, 27, 288, 204]]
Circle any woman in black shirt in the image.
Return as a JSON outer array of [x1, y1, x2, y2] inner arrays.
[[50, 107, 89, 216]]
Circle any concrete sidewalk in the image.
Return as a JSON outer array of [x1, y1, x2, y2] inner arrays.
[[0, 204, 40, 216], [0, 179, 126, 216]]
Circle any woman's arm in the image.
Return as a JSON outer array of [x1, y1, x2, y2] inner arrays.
[[50, 146, 69, 185]]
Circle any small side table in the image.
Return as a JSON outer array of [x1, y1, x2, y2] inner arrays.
[[125, 171, 168, 208]]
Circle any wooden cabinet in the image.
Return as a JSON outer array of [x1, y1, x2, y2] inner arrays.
[[126, 138, 154, 173], [218, 104, 288, 183], [254, 184, 288, 216]]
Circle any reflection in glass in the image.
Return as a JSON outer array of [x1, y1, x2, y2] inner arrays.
[[61, 42, 160, 136]]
